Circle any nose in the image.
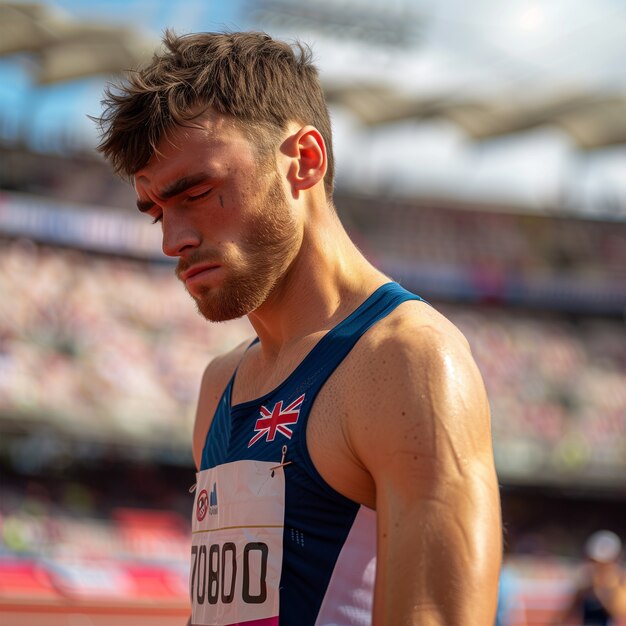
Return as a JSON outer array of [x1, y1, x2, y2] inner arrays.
[[161, 212, 202, 258]]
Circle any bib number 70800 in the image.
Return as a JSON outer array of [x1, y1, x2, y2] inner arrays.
[[191, 541, 269, 606]]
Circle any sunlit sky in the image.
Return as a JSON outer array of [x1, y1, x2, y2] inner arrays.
[[1, 0, 625, 214]]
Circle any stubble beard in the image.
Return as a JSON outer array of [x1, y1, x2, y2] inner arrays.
[[184, 172, 299, 323]]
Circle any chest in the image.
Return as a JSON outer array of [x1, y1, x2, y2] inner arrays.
[[239, 378, 376, 509], [219, 358, 376, 509]]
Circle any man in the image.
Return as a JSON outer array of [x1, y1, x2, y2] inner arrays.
[[95, 31, 502, 626]]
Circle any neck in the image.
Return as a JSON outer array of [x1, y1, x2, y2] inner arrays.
[[247, 210, 388, 356]]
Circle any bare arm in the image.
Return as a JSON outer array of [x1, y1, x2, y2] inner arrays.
[[350, 320, 502, 625], [594, 567, 626, 619]]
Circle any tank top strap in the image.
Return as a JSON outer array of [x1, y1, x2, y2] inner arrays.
[[292, 282, 426, 400]]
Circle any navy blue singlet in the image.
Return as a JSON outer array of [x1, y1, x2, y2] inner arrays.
[[192, 282, 425, 626]]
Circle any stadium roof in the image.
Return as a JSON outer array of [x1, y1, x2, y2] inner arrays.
[[324, 85, 626, 150], [0, 1, 156, 83], [2, 0, 625, 150]]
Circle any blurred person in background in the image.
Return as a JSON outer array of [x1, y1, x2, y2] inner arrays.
[[553, 530, 626, 626], [94, 30, 502, 626]]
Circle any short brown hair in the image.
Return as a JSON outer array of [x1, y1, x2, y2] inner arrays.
[[95, 30, 335, 196]]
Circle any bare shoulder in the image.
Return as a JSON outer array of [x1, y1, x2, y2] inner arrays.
[[192, 337, 254, 469], [348, 298, 477, 395], [341, 299, 494, 485]]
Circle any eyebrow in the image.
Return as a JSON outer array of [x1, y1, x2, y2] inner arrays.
[[136, 173, 212, 213]]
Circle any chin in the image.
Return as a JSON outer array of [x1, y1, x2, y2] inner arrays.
[[192, 286, 265, 323], [194, 298, 248, 323]]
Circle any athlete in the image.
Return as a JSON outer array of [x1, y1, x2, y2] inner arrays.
[[95, 31, 502, 626], [554, 530, 626, 626]]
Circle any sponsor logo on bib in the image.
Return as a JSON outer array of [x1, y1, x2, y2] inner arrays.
[[209, 482, 218, 516], [196, 489, 209, 522]]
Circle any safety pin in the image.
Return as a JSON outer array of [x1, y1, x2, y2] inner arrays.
[[271, 445, 293, 476], [189, 483, 197, 493]]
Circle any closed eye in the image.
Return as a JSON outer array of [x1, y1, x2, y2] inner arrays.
[[147, 185, 212, 224], [188, 187, 213, 201]]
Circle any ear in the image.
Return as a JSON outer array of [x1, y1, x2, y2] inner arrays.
[[284, 125, 327, 193]]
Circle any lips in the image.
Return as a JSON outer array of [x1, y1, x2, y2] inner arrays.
[[180, 263, 219, 282]]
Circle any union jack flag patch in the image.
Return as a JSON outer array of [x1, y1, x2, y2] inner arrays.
[[248, 394, 305, 447]]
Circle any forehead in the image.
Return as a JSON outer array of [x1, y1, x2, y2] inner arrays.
[[134, 112, 256, 189]]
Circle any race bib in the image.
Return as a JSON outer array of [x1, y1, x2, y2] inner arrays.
[[190, 460, 285, 626]]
